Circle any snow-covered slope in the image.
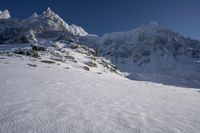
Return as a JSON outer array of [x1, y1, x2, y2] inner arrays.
[[85, 22, 200, 88], [0, 56, 200, 133], [0, 41, 119, 75]]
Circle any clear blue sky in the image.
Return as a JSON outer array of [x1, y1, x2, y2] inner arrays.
[[0, 0, 200, 39]]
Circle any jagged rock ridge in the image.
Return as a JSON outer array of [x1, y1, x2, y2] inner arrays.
[[0, 7, 88, 44]]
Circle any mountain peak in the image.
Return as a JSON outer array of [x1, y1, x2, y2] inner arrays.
[[149, 21, 159, 25], [47, 7, 51, 11], [145, 21, 162, 29], [29, 12, 38, 19], [18, 7, 89, 37], [136, 21, 166, 35], [0, 9, 11, 19], [42, 7, 57, 17], [32, 12, 38, 17], [46, 7, 53, 14]]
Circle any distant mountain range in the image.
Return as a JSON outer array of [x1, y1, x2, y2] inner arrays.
[[0, 8, 200, 88]]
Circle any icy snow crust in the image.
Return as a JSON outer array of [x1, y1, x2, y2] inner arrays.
[[0, 55, 200, 133]]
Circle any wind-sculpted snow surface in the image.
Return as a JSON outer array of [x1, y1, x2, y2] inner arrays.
[[0, 57, 200, 133]]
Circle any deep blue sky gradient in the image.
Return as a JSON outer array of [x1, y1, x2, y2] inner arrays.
[[0, 0, 200, 39]]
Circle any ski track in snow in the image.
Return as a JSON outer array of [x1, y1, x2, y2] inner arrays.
[[0, 58, 200, 133]]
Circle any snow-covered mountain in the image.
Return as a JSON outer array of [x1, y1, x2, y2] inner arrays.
[[83, 21, 200, 88], [98, 21, 200, 62], [0, 8, 88, 44], [1, 8, 200, 133], [0, 8, 119, 75], [0, 8, 200, 88], [21, 7, 88, 37]]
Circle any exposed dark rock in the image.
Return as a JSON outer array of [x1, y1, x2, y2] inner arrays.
[[14, 48, 39, 58], [85, 61, 97, 67], [65, 55, 75, 60], [41, 60, 55, 64], [31, 44, 46, 51], [27, 63, 37, 67], [51, 57, 65, 62], [64, 67, 70, 69], [70, 43, 78, 49], [82, 66, 90, 71]]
